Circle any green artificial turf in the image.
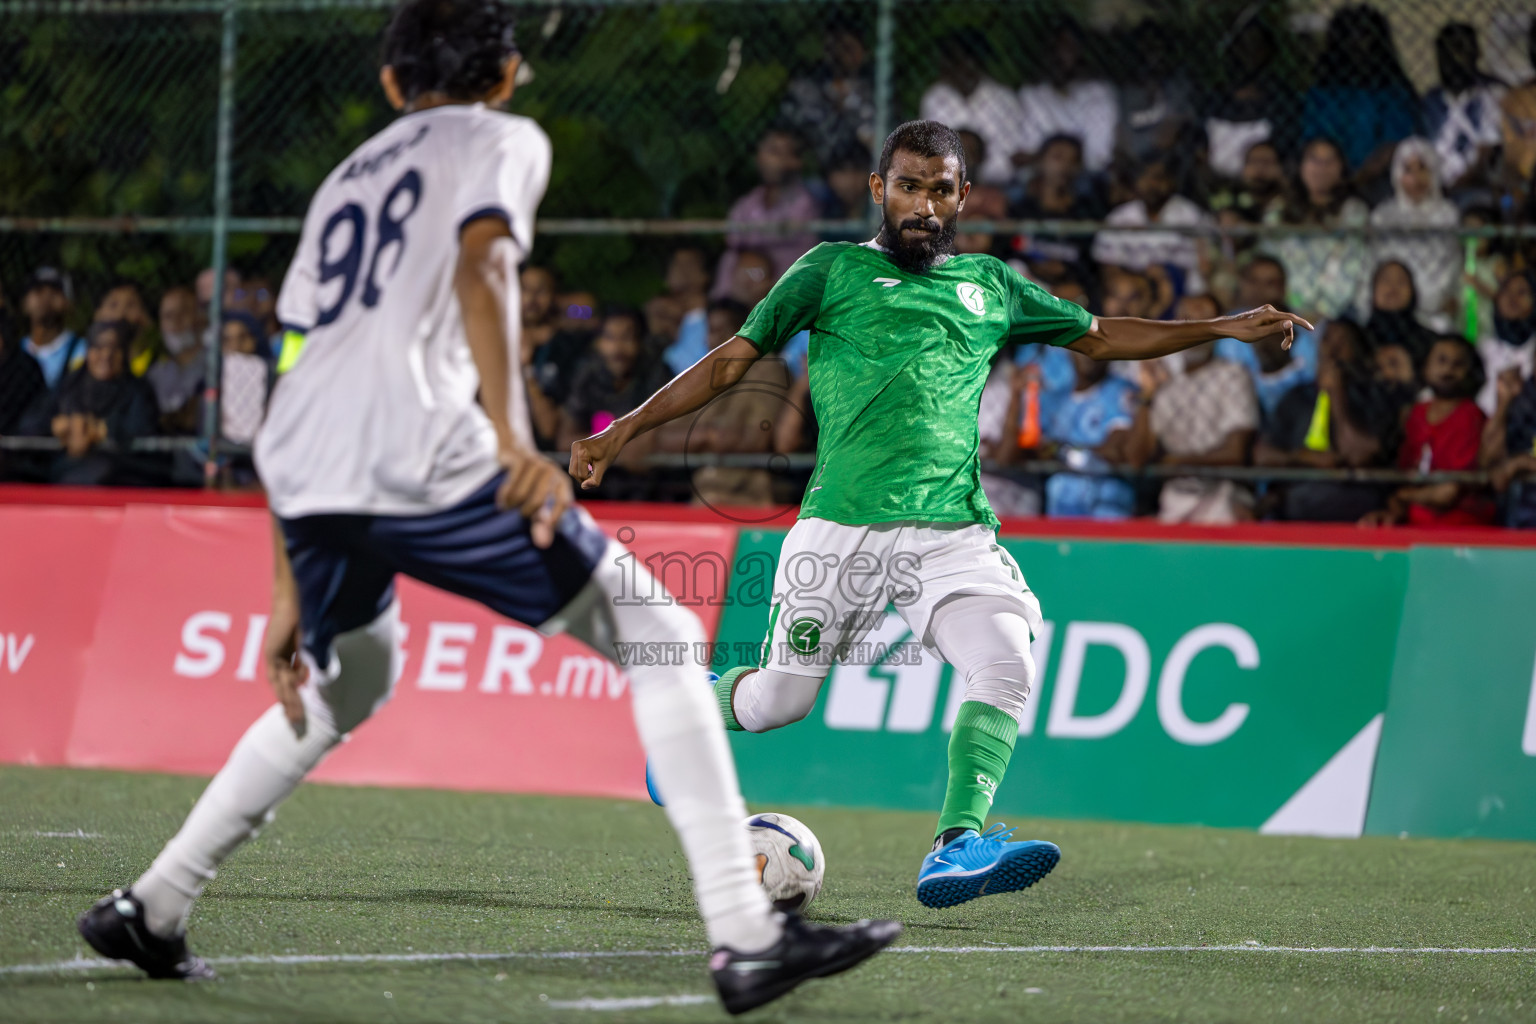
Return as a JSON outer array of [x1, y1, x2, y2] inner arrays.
[[2, 764, 1533, 1023]]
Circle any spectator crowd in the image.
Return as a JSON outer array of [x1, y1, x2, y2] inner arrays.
[[3, 5, 1535, 526], [0, 266, 278, 485]]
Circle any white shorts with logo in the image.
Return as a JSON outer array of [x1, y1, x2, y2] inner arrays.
[[759, 517, 1043, 676]]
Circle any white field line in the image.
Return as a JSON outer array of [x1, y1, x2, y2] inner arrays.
[[891, 945, 1536, 954], [0, 950, 697, 976], [548, 994, 713, 1010], [5, 944, 1536, 977], [31, 830, 102, 839]]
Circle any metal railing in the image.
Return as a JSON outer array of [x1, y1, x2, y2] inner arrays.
[[0, 435, 1518, 489]]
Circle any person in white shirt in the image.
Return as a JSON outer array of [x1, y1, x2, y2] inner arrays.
[[1423, 22, 1506, 190], [1091, 153, 1210, 294], [918, 30, 1027, 185], [1017, 20, 1119, 174], [73, 2, 896, 1010]]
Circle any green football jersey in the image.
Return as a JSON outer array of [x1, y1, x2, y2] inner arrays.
[[738, 241, 1092, 528]]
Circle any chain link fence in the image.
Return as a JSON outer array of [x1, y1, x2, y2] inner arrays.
[[2, 0, 1534, 518]]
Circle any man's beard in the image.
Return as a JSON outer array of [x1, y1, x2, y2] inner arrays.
[[876, 208, 958, 274], [32, 311, 64, 332]]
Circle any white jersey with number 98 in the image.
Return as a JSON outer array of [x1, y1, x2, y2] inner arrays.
[[256, 103, 550, 519]]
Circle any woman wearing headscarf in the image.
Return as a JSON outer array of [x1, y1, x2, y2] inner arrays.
[[1362, 260, 1437, 365], [1266, 136, 1370, 321], [21, 320, 159, 484], [1476, 267, 1536, 414], [1369, 138, 1461, 322], [218, 310, 274, 445]]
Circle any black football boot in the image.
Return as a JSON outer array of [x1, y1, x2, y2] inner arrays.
[[709, 914, 900, 1015], [77, 889, 216, 980]]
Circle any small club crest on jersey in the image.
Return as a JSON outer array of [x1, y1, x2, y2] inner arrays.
[[787, 617, 822, 655], [956, 282, 986, 315]]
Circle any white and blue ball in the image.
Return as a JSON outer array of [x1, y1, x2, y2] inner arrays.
[[744, 812, 825, 912]]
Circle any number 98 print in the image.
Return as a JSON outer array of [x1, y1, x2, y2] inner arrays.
[[315, 168, 424, 326]]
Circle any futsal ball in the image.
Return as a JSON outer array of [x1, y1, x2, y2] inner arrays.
[[744, 812, 825, 912]]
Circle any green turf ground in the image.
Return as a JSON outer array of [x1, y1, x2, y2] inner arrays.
[[2, 765, 1533, 1023]]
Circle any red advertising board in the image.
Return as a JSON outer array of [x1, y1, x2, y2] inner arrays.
[[0, 506, 122, 765], [5, 501, 736, 801]]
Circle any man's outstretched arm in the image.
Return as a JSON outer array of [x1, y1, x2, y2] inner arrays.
[[569, 336, 763, 489], [1068, 305, 1313, 362]]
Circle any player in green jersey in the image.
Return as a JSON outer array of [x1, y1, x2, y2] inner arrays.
[[571, 120, 1309, 909]]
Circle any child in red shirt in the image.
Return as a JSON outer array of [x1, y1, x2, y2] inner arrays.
[[1361, 336, 1497, 526]]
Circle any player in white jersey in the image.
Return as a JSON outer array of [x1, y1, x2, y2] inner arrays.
[[76, 2, 896, 1013]]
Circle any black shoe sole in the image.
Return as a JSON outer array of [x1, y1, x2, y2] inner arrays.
[[720, 923, 901, 1016]]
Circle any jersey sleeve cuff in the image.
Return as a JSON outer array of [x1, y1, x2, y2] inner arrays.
[[457, 205, 513, 234]]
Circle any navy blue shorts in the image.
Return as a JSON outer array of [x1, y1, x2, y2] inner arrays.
[[279, 473, 607, 664]]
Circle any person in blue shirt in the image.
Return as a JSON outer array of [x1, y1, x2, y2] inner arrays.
[[1301, 6, 1419, 188], [1015, 269, 1095, 425], [19, 267, 85, 390], [660, 245, 713, 374], [1217, 326, 1320, 423], [1217, 255, 1321, 420], [1040, 348, 1139, 518]]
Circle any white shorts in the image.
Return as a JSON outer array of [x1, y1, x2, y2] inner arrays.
[[759, 517, 1043, 676]]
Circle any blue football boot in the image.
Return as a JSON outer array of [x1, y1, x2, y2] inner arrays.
[[646, 671, 721, 807], [915, 823, 1060, 909]]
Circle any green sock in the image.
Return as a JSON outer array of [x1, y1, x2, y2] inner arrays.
[[712, 666, 756, 732], [936, 701, 1018, 839]]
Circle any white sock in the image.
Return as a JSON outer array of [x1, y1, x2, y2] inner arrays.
[[133, 604, 400, 938], [630, 658, 780, 951], [575, 543, 781, 953], [133, 703, 338, 936]]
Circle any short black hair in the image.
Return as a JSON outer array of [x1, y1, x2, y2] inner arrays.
[[1244, 253, 1286, 280], [601, 304, 646, 340], [520, 262, 560, 288], [1137, 151, 1178, 177], [955, 128, 987, 169], [88, 319, 135, 350], [1038, 133, 1084, 160], [760, 124, 805, 151], [382, 0, 518, 103], [670, 243, 709, 265], [735, 247, 773, 268], [878, 119, 967, 183], [1429, 333, 1485, 397], [1326, 316, 1370, 361], [707, 297, 750, 327], [825, 140, 872, 172], [104, 278, 145, 300]]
